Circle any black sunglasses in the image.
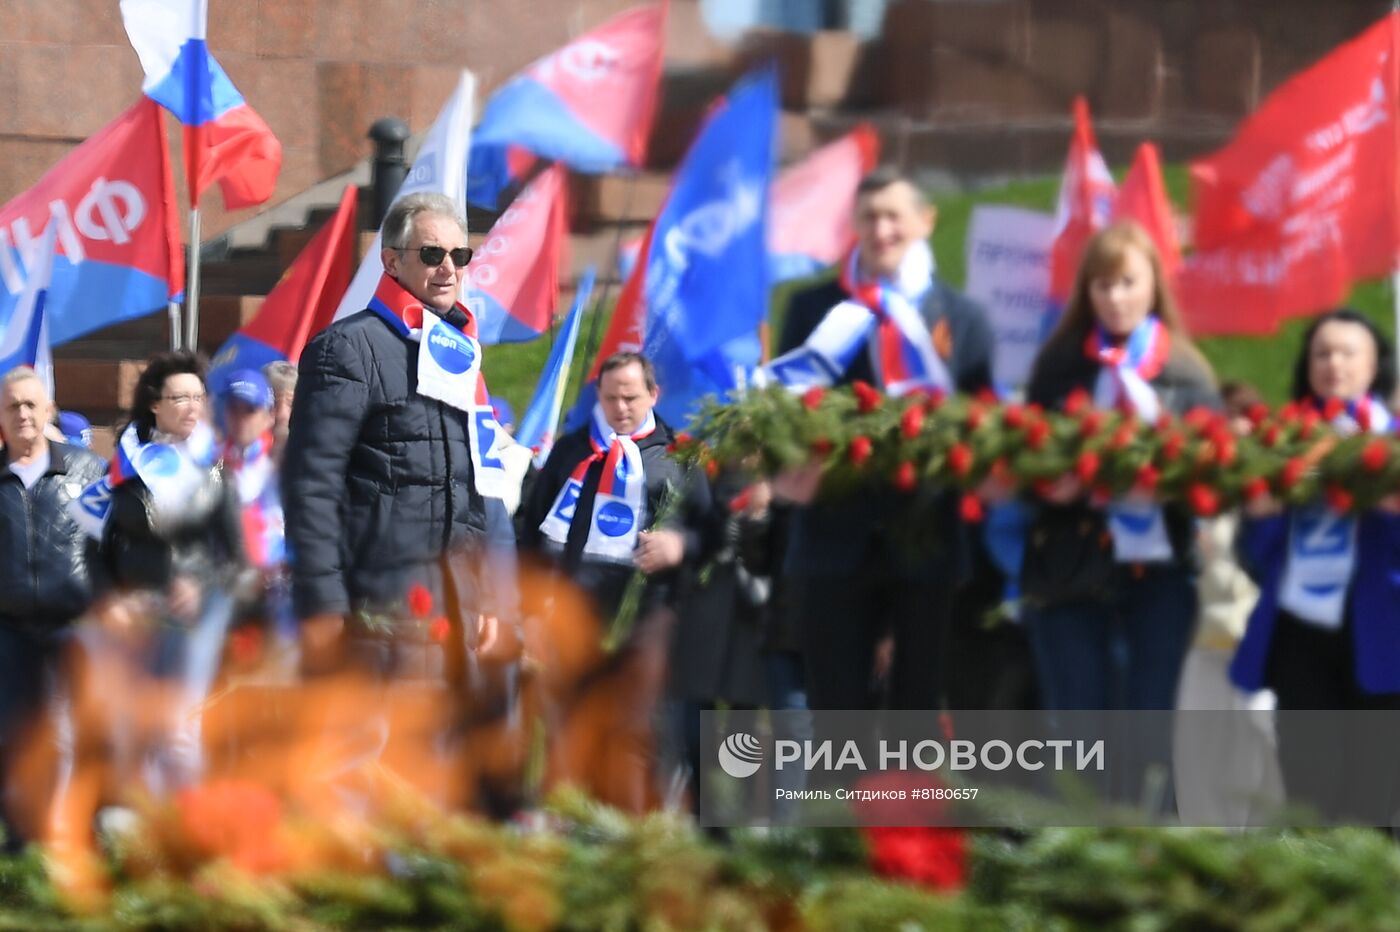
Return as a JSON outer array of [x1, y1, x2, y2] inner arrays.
[[399, 244, 473, 267]]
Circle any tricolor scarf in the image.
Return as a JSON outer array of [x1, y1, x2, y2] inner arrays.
[[69, 420, 218, 540], [538, 403, 656, 564], [1278, 394, 1394, 628], [1087, 316, 1173, 563], [761, 240, 954, 397], [366, 274, 511, 501], [222, 432, 285, 569]]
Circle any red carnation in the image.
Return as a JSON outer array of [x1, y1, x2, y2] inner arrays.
[[853, 380, 882, 413], [1026, 419, 1051, 451], [849, 436, 873, 467], [990, 457, 1014, 483], [976, 386, 999, 404], [924, 388, 948, 412], [407, 583, 433, 619], [1002, 404, 1027, 429], [1163, 433, 1186, 462], [1155, 413, 1174, 432], [1079, 410, 1107, 439], [1280, 457, 1307, 490], [1184, 406, 1219, 433], [958, 492, 985, 523], [1261, 424, 1282, 448], [948, 443, 974, 478], [1064, 388, 1091, 417], [1187, 483, 1220, 517], [1246, 402, 1270, 426], [812, 437, 834, 456], [1216, 435, 1238, 466], [965, 404, 987, 431], [1322, 397, 1346, 421], [801, 387, 826, 411], [865, 825, 967, 892], [1074, 450, 1101, 483], [1362, 438, 1390, 474], [728, 487, 754, 513], [1109, 423, 1136, 451], [705, 459, 719, 479], [673, 431, 693, 447], [1326, 484, 1354, 514], [1278, 401, 1301, 422], [429, 616, 451, 643], [900, 404, 925, 440], [1026, 402, 1045, 417], [1243, 477, 1271, 503], [894, 461, 918, 493], [1134, 464, 1160, 493]]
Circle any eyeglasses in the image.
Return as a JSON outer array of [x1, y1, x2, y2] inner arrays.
[[397, 245, 473, 268], [161, 392, 206, 408]]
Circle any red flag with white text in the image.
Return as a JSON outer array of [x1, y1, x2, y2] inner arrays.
[[1176, 12, 1400, 335]]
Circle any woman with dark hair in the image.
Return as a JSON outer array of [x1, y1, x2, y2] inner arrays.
[[1231, 308, 1400, 820], [100, 350, 246, 790], [1021, 220, 1220, 712]]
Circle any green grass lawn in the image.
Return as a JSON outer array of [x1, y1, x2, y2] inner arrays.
[[483, 166, 1399, 418]]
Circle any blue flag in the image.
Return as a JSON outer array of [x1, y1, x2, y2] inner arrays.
[[516, 267, 594, 463]]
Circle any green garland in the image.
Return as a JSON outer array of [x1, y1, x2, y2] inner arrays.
[[673, 383, 1400, 516]]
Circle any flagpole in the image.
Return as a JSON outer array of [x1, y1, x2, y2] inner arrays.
[[186, 206, 202, 352], [167, 301, 182, 351], [578, 170, 639, 373]]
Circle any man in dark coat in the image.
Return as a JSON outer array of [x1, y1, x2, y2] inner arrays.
[[517, 352, 711, 811], [283, 192, 517, 679], [773, 168, 994, 713], [0, 365, 107, 842]]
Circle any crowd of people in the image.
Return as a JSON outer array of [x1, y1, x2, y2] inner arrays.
[[2, 172, 1398, 844]]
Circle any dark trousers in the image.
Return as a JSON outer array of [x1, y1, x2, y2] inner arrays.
[[1267, 610, 1400, 824], [0, 624, 70, 847], [1024, 564, 1197, 711], [796, 568, 951, 712]]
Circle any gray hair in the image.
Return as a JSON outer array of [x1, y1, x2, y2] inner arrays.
[[262, 360, 299, 394], [380, 193, 469, 249], [0, 365, 45, 393]]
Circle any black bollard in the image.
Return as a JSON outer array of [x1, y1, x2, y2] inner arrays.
[[368, 117, 410, 228]]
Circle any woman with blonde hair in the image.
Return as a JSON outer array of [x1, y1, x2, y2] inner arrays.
[[1021, 220, 1219, 712]]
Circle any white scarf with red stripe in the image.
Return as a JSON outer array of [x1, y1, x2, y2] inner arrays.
[[538, 404, 655, 564]]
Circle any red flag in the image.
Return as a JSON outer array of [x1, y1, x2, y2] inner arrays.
[[1177, 13, 1400, 334], [467, 164, 568, 342], [769, 124, 881, 278], [1113, 142, 1181, 280], [590, 221, 654, 379], [1048, 96, 1117, 302], [241, 184, 357, 359], [0, 98, 184, 344]]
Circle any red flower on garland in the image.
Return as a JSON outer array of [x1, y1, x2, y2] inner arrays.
[[849, 436, 873, 467], [865, 826, 967, 892], [1362, 438, 1390, 473], [801, 387, 826, 411], [673, 431, 693, 447], [1246, 402, 1270, 426], [429, 616, 451, 643], [1079, 410, 1106, 439], [1280, 457, 1308, 490], [965, 403, 987, 431], [1002, 404, 1026, 429], [1064, 387, 1091, 417], [1074, 450, 1101, 483], [1187, 483, 1220, 517], [728, 487, 754, 513], [900, 404, 925, 440], [1162, 433, 1185, 462], [1322, 397, 1346, 421], [1134, 464, 1160, 493], [958, 492, 984, 523], [894, 462, 918, 494], [924, 388, 948, 412], [1109, 423, 1136, 451], [407, 583, 433, 619], [705, 459, 719, 479], [812, 437, 834, 456], [1261, 424, 1282, 448], [1326, 484, 1355, 514], [853, 380, 883, 413], [1025, 419, 1051, 451], [1243, 477, 1271, 503], [948, 443, 974, 478]]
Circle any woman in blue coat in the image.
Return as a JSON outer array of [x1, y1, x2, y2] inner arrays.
[[1231, 308, 1400, 822]]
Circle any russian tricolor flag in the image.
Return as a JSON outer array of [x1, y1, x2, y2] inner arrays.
[[1048, 96, 1116, 304], [120, 0, 281, 208], [516, 267, 593, 465], [0, 224, 57, 397]]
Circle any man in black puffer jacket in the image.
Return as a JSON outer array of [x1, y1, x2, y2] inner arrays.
[[283, 193, 517, 680], [0, 366, 107, 843]]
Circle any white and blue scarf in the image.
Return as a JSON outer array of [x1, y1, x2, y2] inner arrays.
[[1278, 395, 1394, 628], [539, 404, 655, 564]]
